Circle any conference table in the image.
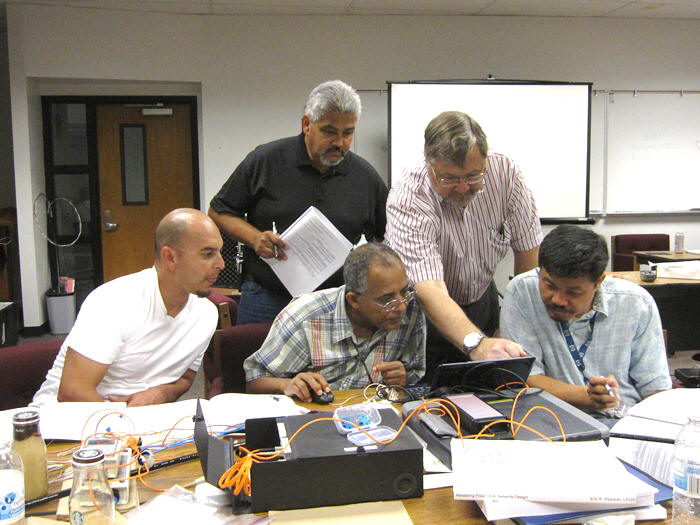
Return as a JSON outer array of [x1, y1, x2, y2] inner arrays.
[[35, 390, 672, 524], [633, 250, 700, 270], [608, 271, 700, 354]]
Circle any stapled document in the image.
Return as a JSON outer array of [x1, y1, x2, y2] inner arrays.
[[451, 439, 646, 504], [265, 206, 353, 297]]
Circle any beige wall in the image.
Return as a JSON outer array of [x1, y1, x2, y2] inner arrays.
[[6, 4, 700, 326]]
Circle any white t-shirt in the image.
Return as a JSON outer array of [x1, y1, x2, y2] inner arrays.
[[32, 267, 218, 406]]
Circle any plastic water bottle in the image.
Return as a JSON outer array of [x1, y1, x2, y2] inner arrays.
[[0, 440, 25, 524], [673, 415, 700, 525]]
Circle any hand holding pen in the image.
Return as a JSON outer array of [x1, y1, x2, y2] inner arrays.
[[253, 222, 286, 260], [587, 374, 621, 412]]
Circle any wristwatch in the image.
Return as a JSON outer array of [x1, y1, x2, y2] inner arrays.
[[463, 331, 485, 358]]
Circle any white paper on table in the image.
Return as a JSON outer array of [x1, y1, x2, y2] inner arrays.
[[16, 394, 303, 445], [476, 469, 656, 521], [554, 504, 667, 524], [265, 206, 353, 297], [451, 439, 648, 504], [625, 389, 700, 425], [424, 473, 453, 490], [610, 415, 683, 442], [655, 260, 700, 280], [607, 437, 674, 486]]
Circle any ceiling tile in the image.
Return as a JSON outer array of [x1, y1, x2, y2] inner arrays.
[[480, 0, 631, 17], [347, 0, 491, 15], [608, 1, 700, 18]]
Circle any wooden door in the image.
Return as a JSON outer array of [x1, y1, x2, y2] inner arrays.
[[97, 104, 194, 282]]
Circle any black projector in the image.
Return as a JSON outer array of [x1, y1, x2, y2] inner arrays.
[[248, 408, 423, 512]]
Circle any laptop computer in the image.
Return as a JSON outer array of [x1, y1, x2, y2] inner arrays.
[[432, 355, 535, 393], [382, 356, 535, 402]]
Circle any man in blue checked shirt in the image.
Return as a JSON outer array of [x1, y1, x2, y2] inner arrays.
[[500, 225, 671, 412], [244, 243, 426, 403]]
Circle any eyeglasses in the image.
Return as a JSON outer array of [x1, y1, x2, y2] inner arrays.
[[430, 165, 486, 187], [370, 288, 416, 312]]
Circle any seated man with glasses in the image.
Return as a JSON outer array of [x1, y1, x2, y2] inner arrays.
[[385, 111, 541, 379], [244, 243, 426, 402]]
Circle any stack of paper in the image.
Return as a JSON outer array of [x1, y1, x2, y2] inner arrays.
[[451, 439, 668, 523], [265, 206, 353, 297], [607, 388, 699, 486]]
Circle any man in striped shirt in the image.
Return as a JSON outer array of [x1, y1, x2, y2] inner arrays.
[[385, 111, 542, 378], [244, 243, 426, 402]]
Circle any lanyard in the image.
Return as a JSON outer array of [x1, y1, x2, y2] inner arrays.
[[558, 312, 597, 381]]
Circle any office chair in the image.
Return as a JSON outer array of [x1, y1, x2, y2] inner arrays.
[[610, 234, 670, 271], [204, 291, 272, 397]]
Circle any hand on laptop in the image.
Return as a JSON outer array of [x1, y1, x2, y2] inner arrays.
[[284, 372, 330, 403], [469, 337, 526, 361], [373, 361, 407, 386]]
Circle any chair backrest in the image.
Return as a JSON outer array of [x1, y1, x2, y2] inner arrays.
[[610, 234, 670, 271], [207, 290, 238, 324], [0, 339, 63, 410], [215, 322, 272, 394], [204, 291, 272, 396]]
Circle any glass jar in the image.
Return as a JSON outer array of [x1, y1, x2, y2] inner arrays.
[[11, 411, 48, 501], [0, 440, 24, 525], [68, 449, 115, 525]]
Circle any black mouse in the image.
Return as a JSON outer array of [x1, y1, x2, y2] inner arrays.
[[310, 390, 334, 404]]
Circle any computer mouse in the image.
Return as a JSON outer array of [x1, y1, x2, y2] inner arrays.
[[310, 390, 334, 404]]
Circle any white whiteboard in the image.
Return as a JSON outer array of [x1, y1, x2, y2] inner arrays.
[[389, 82, 591, 220], [605, 92, 700, 213]]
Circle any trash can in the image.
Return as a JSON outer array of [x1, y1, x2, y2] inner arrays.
[[46, 289, 76, 335], [0, 301, 19, 346]]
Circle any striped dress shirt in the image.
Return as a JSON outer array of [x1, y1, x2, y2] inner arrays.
[[385, 154, 542, 305]]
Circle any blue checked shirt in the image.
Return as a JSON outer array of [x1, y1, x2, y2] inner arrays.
[[244, 286, 426, 390], [500, 269, 671, 407]]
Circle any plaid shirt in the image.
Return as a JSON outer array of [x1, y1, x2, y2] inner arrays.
[[244, 286, 426, 389]]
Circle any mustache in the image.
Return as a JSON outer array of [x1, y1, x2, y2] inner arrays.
[[546, 303, 570, 314], [324, 146, 347, 155]]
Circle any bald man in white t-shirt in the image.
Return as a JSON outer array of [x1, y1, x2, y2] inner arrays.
[[32, 208, 224, 407]]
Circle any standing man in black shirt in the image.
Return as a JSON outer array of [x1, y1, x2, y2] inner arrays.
[[208, 80, 388, 325]]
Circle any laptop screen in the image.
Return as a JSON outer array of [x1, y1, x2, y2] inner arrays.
[[431, 356, 535, 393]]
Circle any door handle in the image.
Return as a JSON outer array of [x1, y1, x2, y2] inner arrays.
[[104, 210, 118, 232]]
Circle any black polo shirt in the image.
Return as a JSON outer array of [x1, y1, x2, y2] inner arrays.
[[210, 133, 388, 297]]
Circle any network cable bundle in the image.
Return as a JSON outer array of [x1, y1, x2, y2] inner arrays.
[[194, 401, 423, 513]]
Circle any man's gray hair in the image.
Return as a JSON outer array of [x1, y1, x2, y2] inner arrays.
[[424, 111, 488, 167], [303, 80, 362, 122], [344, 243, 403, 294]]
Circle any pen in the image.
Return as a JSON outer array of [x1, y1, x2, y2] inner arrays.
[[272, 221, 279, 258], [605, 383, 619, 402]]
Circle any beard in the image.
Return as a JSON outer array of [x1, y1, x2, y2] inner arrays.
[[444, 188, 479, 208], [195, 290, 212, 298], [319, 146, 348, 167]]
